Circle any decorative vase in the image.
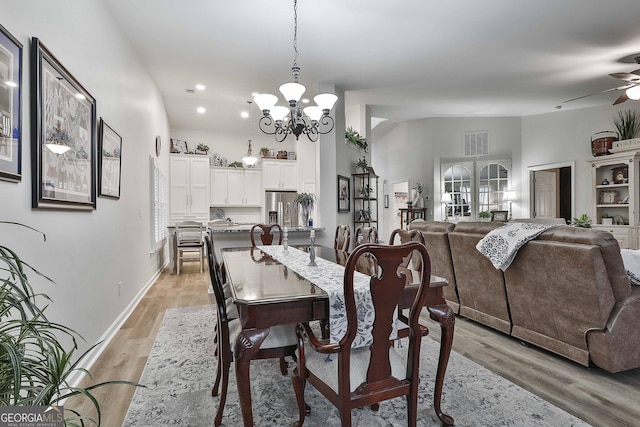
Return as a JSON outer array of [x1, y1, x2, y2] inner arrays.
[[415, 194, 424, 208], [301, 209, 310, 227]]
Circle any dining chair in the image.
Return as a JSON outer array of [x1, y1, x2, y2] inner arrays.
[[334, 224, 351, 252], [204, 234, 298, 427], [250, 223, 283, 246], [353, 225, 378, 249], [175, 220, 205, 274], [291, 242, 434, 427]]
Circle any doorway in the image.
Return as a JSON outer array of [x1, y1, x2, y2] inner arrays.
[[528, 162, 574, 222], [385, 180, 408, 239]]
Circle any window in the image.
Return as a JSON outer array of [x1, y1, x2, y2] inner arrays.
[[441, 159, 511, 220], [150, 156, 168, 252]]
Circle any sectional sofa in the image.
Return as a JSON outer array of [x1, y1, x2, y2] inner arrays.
[[409, 220, 640, 373]]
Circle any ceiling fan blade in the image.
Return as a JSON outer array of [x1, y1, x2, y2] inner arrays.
[[563, 86, 628, 103], [613, 92, 629, 105], [610, 72, 640, 82]]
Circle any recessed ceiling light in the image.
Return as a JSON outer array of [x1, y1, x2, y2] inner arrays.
[[197, 106, 206, 114], [301, 98, 310, 104], [240, 111, 249, 119], [195, 84, 206, 91], [6, 81, 17, 87], [75, 93, 86, 100]]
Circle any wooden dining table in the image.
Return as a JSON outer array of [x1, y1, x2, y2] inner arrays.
[[221, 245, 455, 427]]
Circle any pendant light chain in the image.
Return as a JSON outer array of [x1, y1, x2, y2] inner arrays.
[[292, 0, 300, 83]]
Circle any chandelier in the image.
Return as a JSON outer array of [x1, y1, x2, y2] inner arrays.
[[253, 0, 338, 142], [242, 101, 258, 166]]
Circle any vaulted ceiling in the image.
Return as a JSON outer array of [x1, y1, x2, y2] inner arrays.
[[103, 0, 640, 135]]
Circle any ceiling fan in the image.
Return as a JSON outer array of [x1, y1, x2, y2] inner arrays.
[[564, 57, 640, 105]]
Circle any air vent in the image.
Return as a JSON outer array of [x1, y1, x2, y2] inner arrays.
[[185, 89, 195, 93], [463, 131, 489, 157]]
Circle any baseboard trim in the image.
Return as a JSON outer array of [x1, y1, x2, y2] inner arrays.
[[66, 260, 169, 388]]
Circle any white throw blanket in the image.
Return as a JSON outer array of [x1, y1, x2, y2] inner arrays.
[[620, 249, 640, 286], [476, 222, 560, 271]]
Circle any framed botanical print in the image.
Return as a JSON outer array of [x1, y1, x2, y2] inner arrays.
[[99, 118, 122, 199], [0, 24, 22, 182], [337, 175, 350, 212], [30, 38, 97, 210]]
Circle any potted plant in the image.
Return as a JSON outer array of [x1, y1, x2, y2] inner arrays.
[[478, 211, 492, 221], [195, 143, 209, 155], [0, 222, 141, 424], [260, 147, 270, 158], [345, 127, 368, 152], [292, 193, 316, 226], [612, 109, 640, 141], [354, 156, 368, 173], [570, 213, 592, 228], [601, 213, 613, 226]]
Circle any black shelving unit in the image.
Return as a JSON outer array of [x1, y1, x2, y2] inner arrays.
[[352, 167, 379, 230]]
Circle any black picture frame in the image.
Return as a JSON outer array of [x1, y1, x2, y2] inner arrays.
[[491, 210, 509, 222], [0, 24, 23, 182], [31, 38, 97, 210], [99, 118, 122, 199], [338, 175, 350, 212]]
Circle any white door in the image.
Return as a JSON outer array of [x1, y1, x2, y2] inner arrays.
[[189, 157, 211, 217], [210, 169, 228, 206], [244, 170, 262, 206], [170, 157, 190, 215], [280, 162, 298, 190], [263, 162, 282, 189], [226, 169, 244, 205], [534, 170, 557, 218]]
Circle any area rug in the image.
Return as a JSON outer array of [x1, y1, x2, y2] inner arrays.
[[123, 305, 591, 426]]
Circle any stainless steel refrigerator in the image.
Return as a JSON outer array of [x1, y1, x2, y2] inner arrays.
[[265, 191, 299, 227]]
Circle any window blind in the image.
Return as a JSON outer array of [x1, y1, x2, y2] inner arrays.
[[150, 156, 168, 252]]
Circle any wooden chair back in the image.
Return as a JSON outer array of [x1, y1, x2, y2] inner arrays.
[[334, 224, 351, 251], [250, 223, 283, 246], [389, 228, 426, 281], [354, 225, 379, 249], [292, 242, 433, 426]]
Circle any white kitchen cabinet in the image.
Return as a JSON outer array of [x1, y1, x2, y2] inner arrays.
[[170, 155, 210, 222], [210, 168, 262, 206], [262, 160, 298, 190]]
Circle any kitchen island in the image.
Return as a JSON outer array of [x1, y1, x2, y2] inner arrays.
[[167, 223, 326, 274]]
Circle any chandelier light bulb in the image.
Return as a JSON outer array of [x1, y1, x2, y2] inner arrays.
[[303, 106, 323, 122], [314, 93, 338, 111], [279, 82, 306, 103], [270, 106, 290, 122], [626, 85, 640, 100], [253, 93, 278, 111]]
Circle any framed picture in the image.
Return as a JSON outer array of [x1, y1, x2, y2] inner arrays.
[[491, 210, 509, 222], [337, 175, 350, 212], [99, 118, 122, 199], [30, 38, 96, 210], [171, 138, 188, 153], [0, 24, 23, 182]]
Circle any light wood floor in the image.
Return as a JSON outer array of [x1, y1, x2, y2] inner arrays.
[[67, 265, 640, 426]]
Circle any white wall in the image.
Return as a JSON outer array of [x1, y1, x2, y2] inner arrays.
[[1, 1, 170, 355], [521, 104, 627, 219]]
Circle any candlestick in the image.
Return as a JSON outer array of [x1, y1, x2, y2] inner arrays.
[[308, 234, 317, 266], [283, 226, 289, 251]]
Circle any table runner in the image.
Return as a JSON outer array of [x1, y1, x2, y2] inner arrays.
[[257, 245, 398, 348]]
